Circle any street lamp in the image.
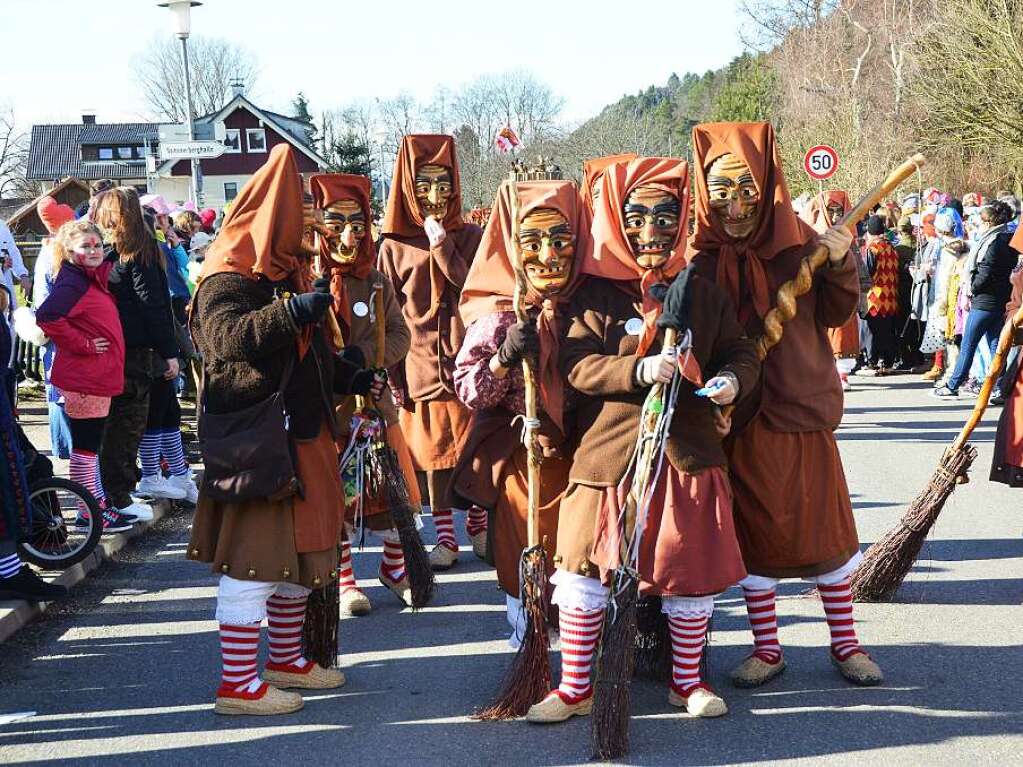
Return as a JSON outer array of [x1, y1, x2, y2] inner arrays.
[[157, 1, 203, 205]]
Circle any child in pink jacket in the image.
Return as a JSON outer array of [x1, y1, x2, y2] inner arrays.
[[37, 221, 133, 533]]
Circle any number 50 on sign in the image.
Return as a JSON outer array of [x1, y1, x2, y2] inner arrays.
[[804, 145, 839, 181]]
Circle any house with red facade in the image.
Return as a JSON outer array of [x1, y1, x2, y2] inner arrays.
[[24, 87, 326, 211], [154, 90, 326, 208]]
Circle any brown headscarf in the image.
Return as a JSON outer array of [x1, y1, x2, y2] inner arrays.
[[582, 153, 638, 212], [201, 144, 309, 289], [800, 190, 851, 234], [460, 181, 591, 431], [199, 144, 311, 351], [380, 134, 464, 237], [583, 156, 690, 355], [690, 122, 815, 320], [309, 173, 375, 337]]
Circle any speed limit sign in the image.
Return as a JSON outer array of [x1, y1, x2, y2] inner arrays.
[[804, 145, 839, 181]]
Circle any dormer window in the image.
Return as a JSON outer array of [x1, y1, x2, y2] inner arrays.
[[98, 147, 114, 160], [246, 128, 267, 153], [223, 129, 241, 153]]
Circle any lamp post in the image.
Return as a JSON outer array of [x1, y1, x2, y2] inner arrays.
[[158, 1, 203, 206]]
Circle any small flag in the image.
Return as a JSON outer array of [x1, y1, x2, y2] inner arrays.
[[494, 126, 520, 153]]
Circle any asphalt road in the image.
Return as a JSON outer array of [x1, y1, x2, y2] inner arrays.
[[1, 375, 1021, 766]]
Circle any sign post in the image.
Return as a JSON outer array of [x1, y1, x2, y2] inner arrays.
[[158, 140, 227, 161], [804, 145, 840, 198]]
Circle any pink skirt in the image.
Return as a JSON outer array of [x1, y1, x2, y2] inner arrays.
[[61, 391, 111, 419], [592, 465, 747, 597]]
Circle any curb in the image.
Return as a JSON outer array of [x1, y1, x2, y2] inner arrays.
[[0, 498, 175, 644]]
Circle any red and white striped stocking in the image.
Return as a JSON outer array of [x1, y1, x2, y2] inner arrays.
[[380, 537, 406, 584], [818, 578, 863, 661], [667, 614, 709, 696], [337, 540, 359, 593], [555, 605, 603, 702], [465, 505, 487, 537], [218, 622, 264, 696], [742, 587, 783, 664], [266, 593, 309, 670], [432, 509, 458, 551]]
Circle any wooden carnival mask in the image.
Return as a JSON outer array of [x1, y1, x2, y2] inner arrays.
[[707, 153, 760, 241], [518, 207, 575, 295], [322, 199, 367, 266], [414, 163, 453, 220], [826, 202, 845, 226], [300, 197, 320, 257], [623, 184, 681, 269]]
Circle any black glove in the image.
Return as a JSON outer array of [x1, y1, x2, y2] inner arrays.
[[313, 277, 331, 294], [497, 321, 539, 368], [339, 345, 366, 368], [350, 369, 378, 395], [287, 291, 332, 326], [655, 267, 694, 332]]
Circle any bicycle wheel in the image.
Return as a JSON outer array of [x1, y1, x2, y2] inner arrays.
[[18, 477, 103, 570]]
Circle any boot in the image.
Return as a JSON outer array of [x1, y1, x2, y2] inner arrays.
[[0, 566, 68, 602]]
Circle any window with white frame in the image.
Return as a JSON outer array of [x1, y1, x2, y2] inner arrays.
[[223, 129, 241, 153], [224, 182, 238, 202], [97, 147, 114, 160], [246, 128, 267, 153]]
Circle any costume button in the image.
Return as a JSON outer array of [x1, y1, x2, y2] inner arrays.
[[220, 563, 230, 573], [579, 562, 590, 575], [189, 548, 199, 557], [552, 555, 563, 565], [312, 576, 322, 587], [247, 568, 256, 578], [282, 568, 292, 579]]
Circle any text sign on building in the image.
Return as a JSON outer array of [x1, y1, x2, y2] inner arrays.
[[803, 144, 839, 181], [159, 141, 227, 160]]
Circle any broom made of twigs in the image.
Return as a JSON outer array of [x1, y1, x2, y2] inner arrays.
[[592, 327, 680, 761], [369, 283, 435, 608], [851, 301, 1023, 602], [475, 177, 553, 720]]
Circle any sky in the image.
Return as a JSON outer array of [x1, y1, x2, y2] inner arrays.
[[3, 0, 746, 129]]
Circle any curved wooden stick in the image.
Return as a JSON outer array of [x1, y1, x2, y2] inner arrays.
[[953, 303, 1023, 451], [756, 152, 926, 361], [720, 153, 925, 421], [506, 178, 543, 549]]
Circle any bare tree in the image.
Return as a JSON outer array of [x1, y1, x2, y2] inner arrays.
[[132, 35, 259, 121], [0, 108, 39, 200]]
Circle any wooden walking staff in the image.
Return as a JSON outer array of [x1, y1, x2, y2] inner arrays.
[[852, 301, 1023, 602], [719, 153, 927, 423], [475, 175, 553, 720]]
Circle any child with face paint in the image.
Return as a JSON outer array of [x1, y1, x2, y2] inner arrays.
[[36, 221, 130, 532], [688, 122, 883, 690], [452, 179, 590, 646], [310, 173, 419, 612], [527, 157, 760, 724], [379, 135, 487, 571]]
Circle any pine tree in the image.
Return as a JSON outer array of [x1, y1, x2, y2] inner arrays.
[[291, 92, 316, 145]]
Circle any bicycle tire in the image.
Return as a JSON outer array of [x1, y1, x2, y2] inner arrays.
[[18, 477, 103, 570]]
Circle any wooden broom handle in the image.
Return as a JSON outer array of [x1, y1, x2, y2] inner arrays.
[[952, 303, 1023, 451], [720, 153, 926, 418], [506, 177, 543, 550], [374, 283, 386, 368]]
